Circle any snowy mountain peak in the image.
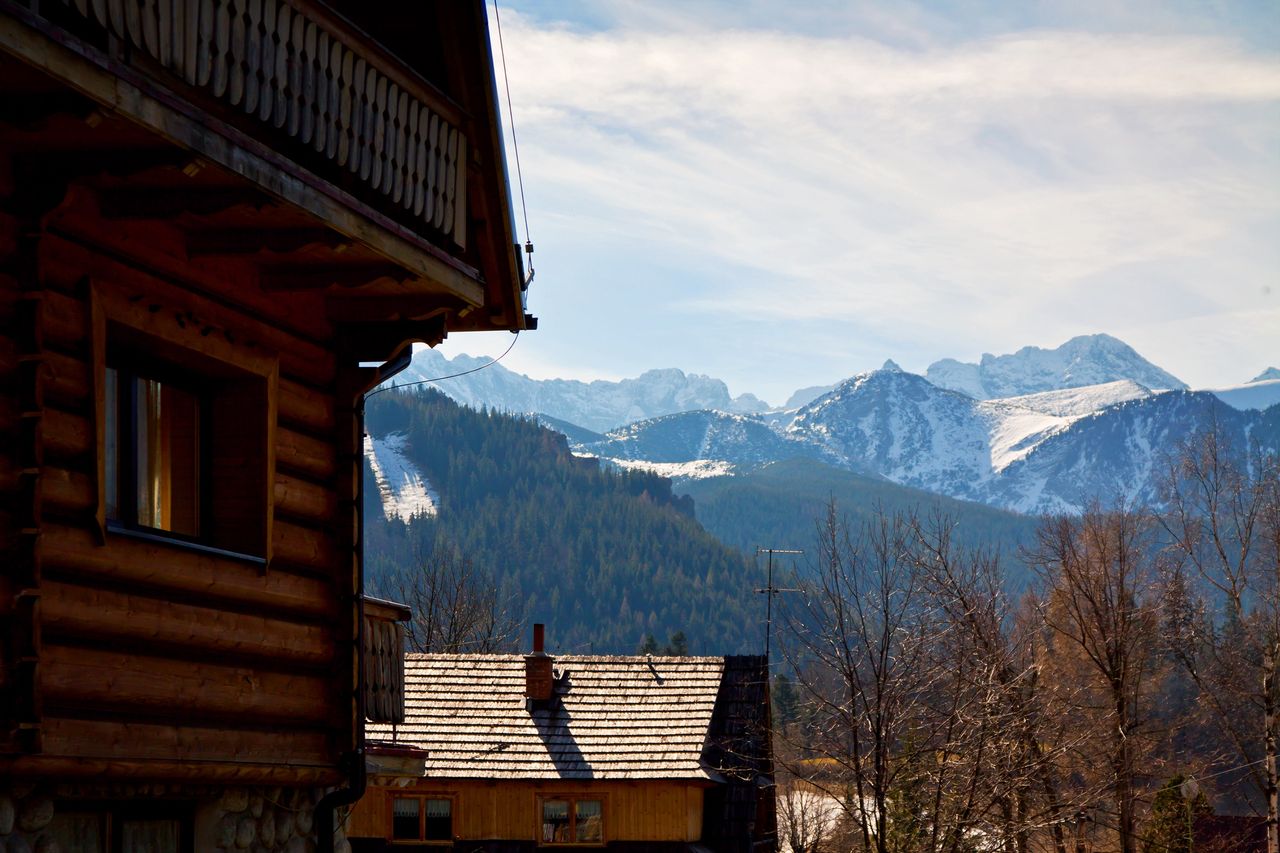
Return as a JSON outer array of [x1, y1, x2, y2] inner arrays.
[[925, 333, 1186, 400], [1252, 367, 1280, 383], [389, 349, 771, 433], [882, 359, 903, 371]]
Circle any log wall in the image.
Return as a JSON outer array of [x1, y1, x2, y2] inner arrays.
[[0, 186, 357, 783], [349, 779, 707, 844]]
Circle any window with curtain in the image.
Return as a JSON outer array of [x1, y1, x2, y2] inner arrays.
[[105, 367, 202, 538], [392, 795, 453, 842], [539, 796, 605, 845]]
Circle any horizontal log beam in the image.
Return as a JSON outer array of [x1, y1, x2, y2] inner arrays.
[[41, 643, 334, 725], [41, 579, 333, 667], [42, 523, 335, 619], [272, 518, 338, 572], [279, 378, 335, 432], [277, 426, 335, 481], [37, 716, 336, 770], [274, 473, 337, 523], [1, 745, 341, 785], [39, 258, 338, 385]]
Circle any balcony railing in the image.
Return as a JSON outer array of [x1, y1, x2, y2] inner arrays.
[[25, 0, 468, 250], [363, 595, 409, 725]]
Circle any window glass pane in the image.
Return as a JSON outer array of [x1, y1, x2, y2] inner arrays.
[[131, 377, 201, 536], [542, 799, 570, 843], [120, 819, 179, 853], [135, 376, 163, 529], [49, 812, 106, 853], [163, 383, 201, 537], [105, 368, 118, 521], [424, 798, 452, 840], [576, 799, 603, 843], [392, 797, 421, 840]]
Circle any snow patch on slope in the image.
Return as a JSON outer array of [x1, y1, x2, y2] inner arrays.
[[364, 433, 439, 522], [978, 403, 1074, 472], [990, 380, 1154, 418], [593, 455, 736, 480]]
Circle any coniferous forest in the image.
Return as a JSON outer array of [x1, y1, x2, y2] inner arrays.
[[363, 388, 768, 654]]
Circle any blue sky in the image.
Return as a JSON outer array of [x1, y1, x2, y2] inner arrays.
[[434, 1, 1280, 406]]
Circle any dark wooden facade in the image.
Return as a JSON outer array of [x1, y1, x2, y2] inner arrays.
[[0, 0, 528, 848]]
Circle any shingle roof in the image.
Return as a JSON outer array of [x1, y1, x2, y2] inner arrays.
[[366, 653, 728, 781]]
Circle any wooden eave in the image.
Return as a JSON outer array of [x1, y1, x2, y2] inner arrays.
[[0, 0, 531, 342]]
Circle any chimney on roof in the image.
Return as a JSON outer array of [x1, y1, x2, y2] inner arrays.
[[525, 623, 553, 702]]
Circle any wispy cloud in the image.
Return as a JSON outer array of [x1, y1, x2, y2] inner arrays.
[[484, 5, 1279, 400]]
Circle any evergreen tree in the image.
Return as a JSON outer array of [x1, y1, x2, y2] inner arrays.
[[1143, 776, 1211, 853]]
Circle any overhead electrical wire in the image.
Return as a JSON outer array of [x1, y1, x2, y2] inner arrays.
[[493, 0, 535, 287], [364, 332, 521, 401], [366, 1, 534, 403]]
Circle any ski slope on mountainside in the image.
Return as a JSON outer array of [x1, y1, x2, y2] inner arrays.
[[364, 433, 439, 522]]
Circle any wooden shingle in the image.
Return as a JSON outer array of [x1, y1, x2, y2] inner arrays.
[[366, 653, 729, 780]]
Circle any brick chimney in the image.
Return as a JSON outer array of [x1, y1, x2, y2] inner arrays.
[[524, 623, 553, 702]]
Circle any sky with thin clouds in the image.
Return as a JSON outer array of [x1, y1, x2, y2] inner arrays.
[[436, 0, 1280, 407]]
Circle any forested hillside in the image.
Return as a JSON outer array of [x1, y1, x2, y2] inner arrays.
[[363, 389, 767, 654], [679, 458, 1040, 587]]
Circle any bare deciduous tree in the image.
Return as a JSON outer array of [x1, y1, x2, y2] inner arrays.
[[1160, 428, 1280, 852], [1029, 504, 1166, 853], [392, 544, 524, 653]]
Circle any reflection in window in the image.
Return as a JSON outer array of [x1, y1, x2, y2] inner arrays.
[[424, 798, 452, 841], [120, 818, 180, 853], [542, 799, 570, 843], [49, 812, 106, 853], [575, 799, 602, 843], [105, 366, 202, 538], [392, 797, 421, 840], [540, 796, 604, 845]]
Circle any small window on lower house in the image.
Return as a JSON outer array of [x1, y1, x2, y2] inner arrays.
[[540, 797, 604, 845], [392, 796, 453, 843], [424, 798, 453, 841], [392, 797, 420, 840]]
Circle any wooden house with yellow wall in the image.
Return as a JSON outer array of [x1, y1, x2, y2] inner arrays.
[[351, 629, 776, 853], [0, 0, 531, 849]]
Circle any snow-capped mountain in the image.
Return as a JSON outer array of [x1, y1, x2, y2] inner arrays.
[[578, 409, 828, 470], [568, 366, 1279, 515], [1252, 368, 1280, 383], [925, 333, 1188, 399], [368, 336, 1276, 519], [388, 348, 769, 433]]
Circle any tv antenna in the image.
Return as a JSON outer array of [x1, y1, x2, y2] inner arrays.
[[755, 548, 803, 660]]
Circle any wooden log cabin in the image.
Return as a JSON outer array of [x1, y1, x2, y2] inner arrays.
[[0, 0, 531, 849], [350, 628, 777, 853]]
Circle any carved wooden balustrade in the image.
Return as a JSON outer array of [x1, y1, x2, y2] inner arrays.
[[21, 0, 468, 250], [363, 596, 409, 725]]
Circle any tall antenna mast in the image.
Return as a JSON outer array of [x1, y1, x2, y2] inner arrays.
[[755, 548, 802, 660]]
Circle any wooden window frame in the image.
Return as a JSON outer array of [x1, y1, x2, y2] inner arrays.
[[91, 281, 278, 566], [388, 793, 456, 844], [536, 793, 607, 847], [48, 802, 195, 853]]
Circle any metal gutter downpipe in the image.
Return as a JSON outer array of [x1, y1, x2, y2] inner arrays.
[[315, 348, 411, 853]]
